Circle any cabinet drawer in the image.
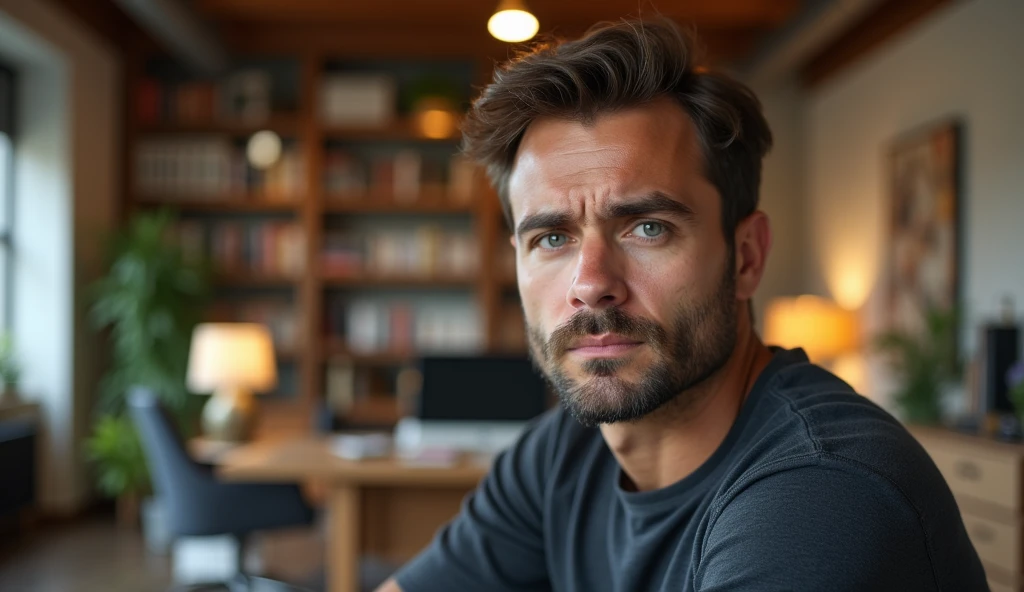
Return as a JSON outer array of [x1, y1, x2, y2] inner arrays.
[[962, 513, 1021, 575], [926, 445, 1020, 511]]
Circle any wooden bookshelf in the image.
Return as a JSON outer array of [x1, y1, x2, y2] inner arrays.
[[123, 46, 518, 432]]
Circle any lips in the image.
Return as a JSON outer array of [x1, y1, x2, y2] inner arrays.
[[565, 333, 644, 359], [569, 334, 643, 349]]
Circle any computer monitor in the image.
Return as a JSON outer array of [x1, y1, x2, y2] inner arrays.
[[417, 355, 548, 421], [394, 355, 550, 456]]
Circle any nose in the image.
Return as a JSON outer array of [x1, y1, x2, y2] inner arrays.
[[566, 235, 627, 310]]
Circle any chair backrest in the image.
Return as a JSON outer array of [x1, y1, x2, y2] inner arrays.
[[127, 387, 213, 533]]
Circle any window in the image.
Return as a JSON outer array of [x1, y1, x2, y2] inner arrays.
[[0, 63, 13, 331]]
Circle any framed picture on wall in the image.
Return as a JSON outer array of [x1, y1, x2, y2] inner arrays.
[[885, 119, 962, 337]]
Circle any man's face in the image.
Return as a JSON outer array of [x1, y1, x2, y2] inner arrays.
[[508, 98, 739, 427]]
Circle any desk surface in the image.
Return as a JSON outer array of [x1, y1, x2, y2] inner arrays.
[[217, 436, 491, 487]]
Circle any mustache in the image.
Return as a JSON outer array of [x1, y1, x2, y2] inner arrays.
[[545, 308, 667, 359]]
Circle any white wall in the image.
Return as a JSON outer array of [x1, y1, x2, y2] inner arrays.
[[0, 0, 120, 513], [750, 76, 807, 328], [804, 0, 1024, 406]]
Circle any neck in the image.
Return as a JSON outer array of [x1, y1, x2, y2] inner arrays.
[[599, 316, 773, 492]]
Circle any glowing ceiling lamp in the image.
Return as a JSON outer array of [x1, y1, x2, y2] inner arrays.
[[487, 0, 539, 43]]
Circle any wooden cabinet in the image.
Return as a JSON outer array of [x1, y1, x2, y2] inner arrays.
[[911, 426, 1024, 591]]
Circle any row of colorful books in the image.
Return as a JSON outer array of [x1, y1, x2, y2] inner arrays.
[[177, 221, 306, 276], [326, 299, 483, 355], [321, 227, 478, 278], [324, 148, 477, 203], [136, 138, 304, 199], [134, 71, 281, 125]]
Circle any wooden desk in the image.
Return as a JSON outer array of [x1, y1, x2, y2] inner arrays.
[[217, 438, 490, 592]]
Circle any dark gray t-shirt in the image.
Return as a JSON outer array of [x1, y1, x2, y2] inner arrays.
[[395, 348, 988, 591]]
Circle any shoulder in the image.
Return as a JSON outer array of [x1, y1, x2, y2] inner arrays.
[[694, 460, 945, 590], [694, 355, 986, 589]]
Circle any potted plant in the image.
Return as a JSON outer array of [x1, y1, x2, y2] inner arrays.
[[85, 413, 151, 527], [0, 333, 21, 404], [85, 209, 210, 549], [874, 305, 961, 425], [89, 209, 210, 419]]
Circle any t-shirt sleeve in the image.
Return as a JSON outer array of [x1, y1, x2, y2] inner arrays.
[[393, 410, 560, 592], [694, 462, 942, 592]]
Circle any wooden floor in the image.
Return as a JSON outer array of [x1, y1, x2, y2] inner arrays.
[[0, 510, 397, 592], [0, 513, 174, 592]]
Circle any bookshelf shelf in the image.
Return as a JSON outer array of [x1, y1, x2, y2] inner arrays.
[[214, 273, 302, 287], [323, 197, 475, 215], [136, 197, 302, 213], [321, 274, 477, 289], [343, 396, 401, 428], [136, 114, 303, 136], [322, 344, 416, 366], [322, 119, 459, 142]]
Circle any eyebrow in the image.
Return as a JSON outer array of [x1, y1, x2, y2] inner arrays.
[[514, 191, 695, 239]]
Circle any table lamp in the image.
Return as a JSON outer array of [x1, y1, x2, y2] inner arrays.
[[187, 323, 277, 442], [763, 295, 860, 364]]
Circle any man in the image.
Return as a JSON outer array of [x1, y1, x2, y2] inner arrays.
[[377, 19, 987, 592]]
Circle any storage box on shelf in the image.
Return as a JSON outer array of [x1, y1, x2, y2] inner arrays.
[[910, 426, 1024, 592]]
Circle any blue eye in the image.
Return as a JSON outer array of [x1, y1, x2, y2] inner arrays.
[[633, 221, 665, 238], [539, 233, 568, 249]]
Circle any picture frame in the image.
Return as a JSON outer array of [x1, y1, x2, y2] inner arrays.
[[884, 119, 962, 337]]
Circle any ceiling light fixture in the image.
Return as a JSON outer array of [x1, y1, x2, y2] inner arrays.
[[487, 0, 539, 43]]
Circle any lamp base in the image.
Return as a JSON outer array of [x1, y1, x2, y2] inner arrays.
[[202, 387, 257, 442]]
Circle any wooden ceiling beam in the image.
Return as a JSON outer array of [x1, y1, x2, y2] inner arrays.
[[215, 21, 763, 65], [800, 0, 954, 88], [197, 0, 799, 28]]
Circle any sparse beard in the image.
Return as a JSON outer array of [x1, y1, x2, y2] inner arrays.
[[526, 256, 738, 427]]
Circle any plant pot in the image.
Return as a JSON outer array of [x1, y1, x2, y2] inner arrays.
[[141, 496, 173, 555], [116, 492, 140, 530], [0, 383, 20, 405]]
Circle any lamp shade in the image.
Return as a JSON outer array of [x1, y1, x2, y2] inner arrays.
[[763, 296, 860, 362], [187, 323, 277, 393]]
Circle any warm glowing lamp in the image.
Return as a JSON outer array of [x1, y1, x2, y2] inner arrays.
[[763, 295, 860, 363], [187, 323, 277, 442], [488, 0, 539, 43]]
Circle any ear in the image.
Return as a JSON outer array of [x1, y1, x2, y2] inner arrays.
[[733, 210, 772, 302]]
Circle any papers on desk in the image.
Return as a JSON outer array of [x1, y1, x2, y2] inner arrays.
[[329, 432, 494, 468], [397, 446, 461, 467], [330, 433, 392, 460]]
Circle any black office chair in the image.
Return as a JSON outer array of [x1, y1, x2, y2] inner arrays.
[[127, 387, 317, 592]]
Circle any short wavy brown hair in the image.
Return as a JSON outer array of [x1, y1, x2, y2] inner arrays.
[[461, 19, 773, 238]]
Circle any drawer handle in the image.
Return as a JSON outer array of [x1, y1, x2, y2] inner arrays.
[[970, 524, 996, 543], [955, 460, 982, 481]]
